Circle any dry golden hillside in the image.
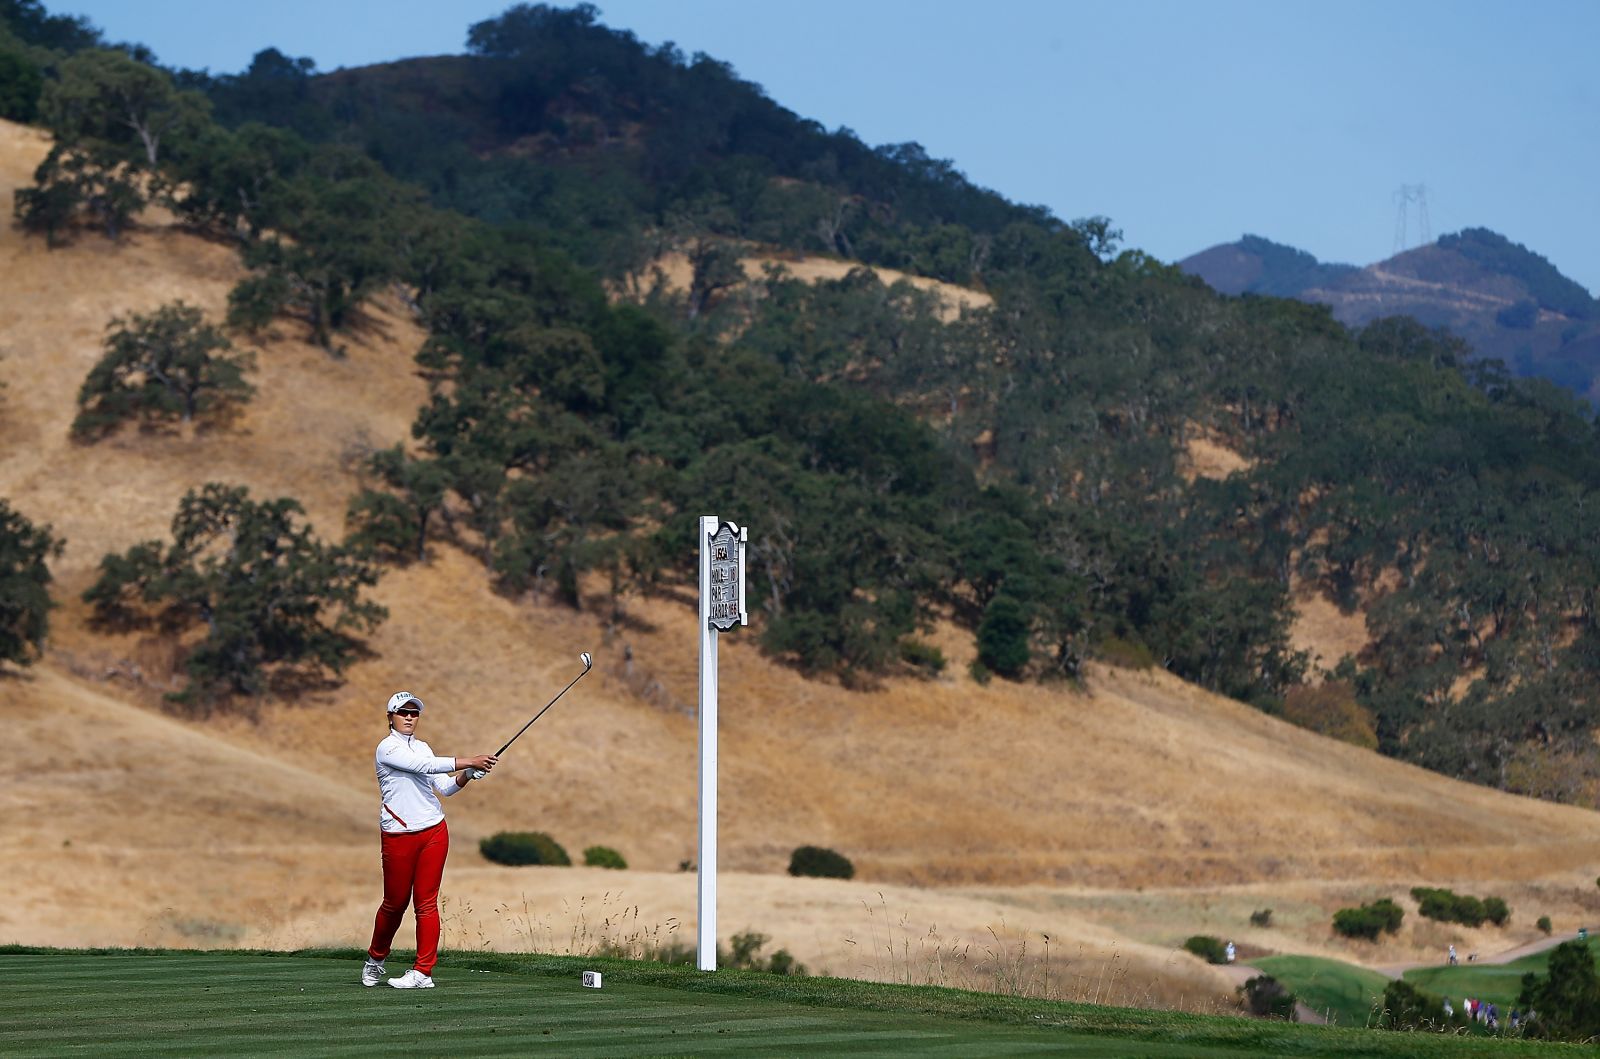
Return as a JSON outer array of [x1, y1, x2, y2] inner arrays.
[[3, 118, 1599, 1002]]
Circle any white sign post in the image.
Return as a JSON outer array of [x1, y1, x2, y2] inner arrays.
[[698, 515, 747, 972]]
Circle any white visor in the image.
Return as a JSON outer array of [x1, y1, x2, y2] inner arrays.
[[386, 691, 425, 713]]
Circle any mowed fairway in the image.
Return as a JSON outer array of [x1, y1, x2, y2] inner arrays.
[[1252, 955, 1391, 1028], [1, 951, 1583, 1058], [0, 952, 1205, 1057]]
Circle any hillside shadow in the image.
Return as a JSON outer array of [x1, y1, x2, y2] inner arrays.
[[263, 666, 350, 703], [328, 302, 398, 355]]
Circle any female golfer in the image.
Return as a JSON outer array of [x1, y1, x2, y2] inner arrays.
[[362, 690, 498, 989]]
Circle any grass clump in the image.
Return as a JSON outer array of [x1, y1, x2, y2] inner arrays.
[[479, 830, 570, 866]]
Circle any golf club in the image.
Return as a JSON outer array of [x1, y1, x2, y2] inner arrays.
[[468, 652, 593, 779]]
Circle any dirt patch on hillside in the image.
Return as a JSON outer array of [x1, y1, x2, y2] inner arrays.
[[623, 249, 991, 321], [1289, 580, 1370, 674], [1178, 432, 1251, 482]]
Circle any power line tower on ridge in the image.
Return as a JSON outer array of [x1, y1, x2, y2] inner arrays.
[[1392, 183, 1431, 254]]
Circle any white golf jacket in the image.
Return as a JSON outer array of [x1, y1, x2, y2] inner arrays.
[[374, 731, 461, 833]]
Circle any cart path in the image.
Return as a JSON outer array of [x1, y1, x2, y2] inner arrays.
[[1372, 929, 1583, 978]]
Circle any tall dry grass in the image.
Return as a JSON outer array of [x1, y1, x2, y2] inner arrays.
[[836, 893, 1234, 1014]]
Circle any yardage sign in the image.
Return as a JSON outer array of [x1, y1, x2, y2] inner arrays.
[[706, 521, 748, 631]]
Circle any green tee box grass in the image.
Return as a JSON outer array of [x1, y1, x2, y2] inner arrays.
[[1, 948, 1586, 1057], [1252, 955, 1391, 1029]]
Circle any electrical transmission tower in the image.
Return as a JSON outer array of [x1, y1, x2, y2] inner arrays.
[[1392, 183, 1431, 254]]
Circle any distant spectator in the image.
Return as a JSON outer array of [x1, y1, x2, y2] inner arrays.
[[1443, 998, 1454, 1019], [1448, 944, 1457, 965], [1224, 940, 1236, 963]]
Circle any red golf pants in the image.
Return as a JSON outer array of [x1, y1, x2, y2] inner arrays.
[[367, 819, 449, 975]]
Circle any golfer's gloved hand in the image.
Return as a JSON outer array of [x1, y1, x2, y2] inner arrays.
[[464, 753, 498, 782]]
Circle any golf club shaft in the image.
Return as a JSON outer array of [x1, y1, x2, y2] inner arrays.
[[494, 663, 592, 756]]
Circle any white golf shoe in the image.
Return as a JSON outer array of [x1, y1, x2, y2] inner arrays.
[[360, 958, 385, 987], [388, 969, 435, 989]]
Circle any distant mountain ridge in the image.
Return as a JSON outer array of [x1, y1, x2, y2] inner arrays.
[[1181, 230, 1600, 399], [1179, 235, 1359, 299]]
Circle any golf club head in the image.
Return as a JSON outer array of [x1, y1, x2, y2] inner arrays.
[[580, 651, 593, 670]]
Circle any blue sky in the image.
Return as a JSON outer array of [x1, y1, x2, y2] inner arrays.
[[60, 1, 1600, 294]]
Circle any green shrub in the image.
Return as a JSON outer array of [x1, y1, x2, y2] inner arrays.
[[1332, 907, 1381, 940], [1411, 886, 1503, 927], [1278, 681, 1378, 749], [787, 845, 853, 879], [1183, 935, 1228, 964], [479, 830, 570, 866], [1240, 974, 1297, 1019], [719, 930, 806, 976], [976, 594, 1031, 678], [764, 947, 802, 976], [1377, 978, 1453, 1031], [898, 638, 946, 676], [1538, 915, 1553, 934], [1411, 887, 1455, 923], [1095, 634, 1156, 670], [1332, 899, 1402, 940], [583, 845, 627, 870], [1249, 908, 1273, 928]]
